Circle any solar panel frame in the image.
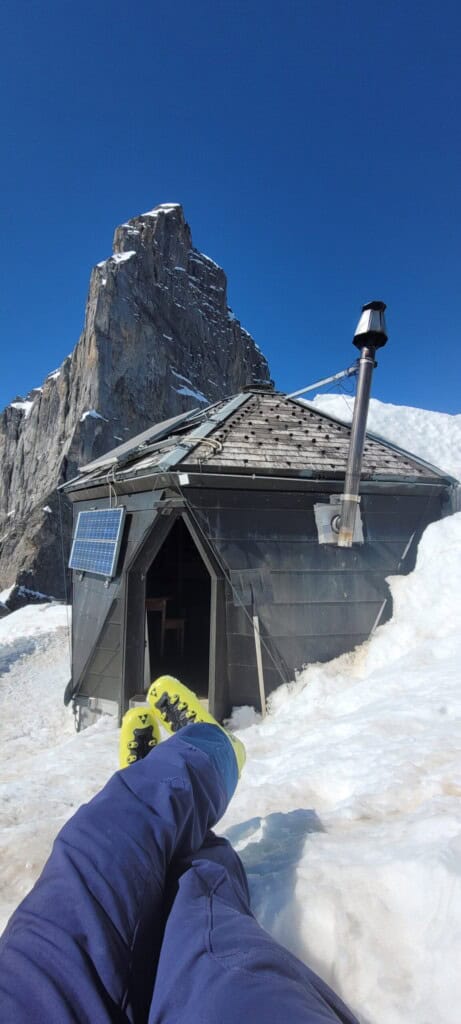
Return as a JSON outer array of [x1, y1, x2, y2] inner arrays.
[[69, 508, 126, 578]]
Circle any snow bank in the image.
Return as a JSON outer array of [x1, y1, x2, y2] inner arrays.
[[0, 604, 118, 929], [0, 602, 69, 644], [224, 512, 461, 1023]]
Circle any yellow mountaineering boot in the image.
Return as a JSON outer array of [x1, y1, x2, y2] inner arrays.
[[119, 706, 161, 769], [147, 675, 246, 777]]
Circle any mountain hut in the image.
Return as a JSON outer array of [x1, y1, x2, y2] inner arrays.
[[63, 385, 456, 728]]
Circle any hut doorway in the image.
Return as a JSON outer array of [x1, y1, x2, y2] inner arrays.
[[144, 517, 211, 699]]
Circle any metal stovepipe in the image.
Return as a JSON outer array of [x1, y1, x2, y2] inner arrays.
[[336, 345, 376, 547]]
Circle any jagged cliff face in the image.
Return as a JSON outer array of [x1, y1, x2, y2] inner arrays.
[[0, 203, 270, 601]]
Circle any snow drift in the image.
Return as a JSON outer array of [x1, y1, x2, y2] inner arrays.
[[224, 511, 461, 1024], [307, 394, 461, 482]]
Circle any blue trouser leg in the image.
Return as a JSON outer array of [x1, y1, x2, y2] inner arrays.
[[149, 832, 359, 1024], [0, 723, 358, 1024], [0, 725, 233, 1023]]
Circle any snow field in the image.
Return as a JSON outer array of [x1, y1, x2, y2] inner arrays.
[[0, 606, 119, 928], [0, 401, 460, 1023]]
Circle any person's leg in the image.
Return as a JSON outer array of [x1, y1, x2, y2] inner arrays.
[[0, 723, 236, 1024], [150, 832, 359, 1024]]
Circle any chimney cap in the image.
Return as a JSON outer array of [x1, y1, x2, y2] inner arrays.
[[353, 300, 388, 350], [362, 300, 386, 312]]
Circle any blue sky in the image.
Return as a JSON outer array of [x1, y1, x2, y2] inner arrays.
[[1, 0, 460, 414]]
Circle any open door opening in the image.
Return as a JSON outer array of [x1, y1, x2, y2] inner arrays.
[[145, 518, 211, 699]]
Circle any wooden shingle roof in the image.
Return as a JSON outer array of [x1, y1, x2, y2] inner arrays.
[[72, 388, 450, 488], [180, 391, 443, 481]]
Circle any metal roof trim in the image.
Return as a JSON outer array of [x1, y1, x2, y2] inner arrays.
[[65, 468, 449, 503], [153, 392, 251, 472]]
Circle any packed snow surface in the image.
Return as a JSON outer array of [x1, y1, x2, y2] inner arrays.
[[1, 401, 460, 1023]]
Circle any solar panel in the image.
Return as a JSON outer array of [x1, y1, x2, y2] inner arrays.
[[69, 508, 126, 577]]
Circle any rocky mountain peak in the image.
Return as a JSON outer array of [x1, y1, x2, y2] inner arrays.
[[0, 203, 270, 603]]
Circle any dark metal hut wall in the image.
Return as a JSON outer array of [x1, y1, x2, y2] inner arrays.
[[70, 478, 445, 721], [70, 491, 164, 711], [183, 483, 444, 710]]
